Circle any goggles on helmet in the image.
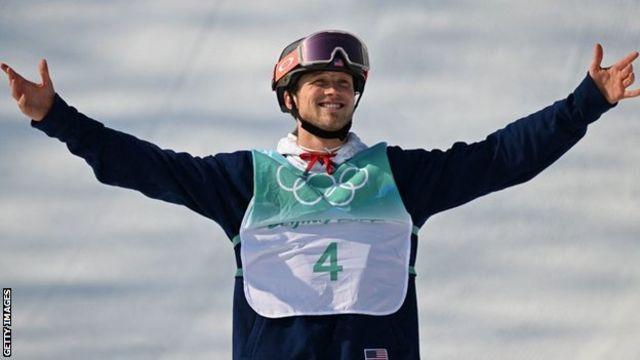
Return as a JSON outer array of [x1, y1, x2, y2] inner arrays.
[[272, 30, 370, 89]]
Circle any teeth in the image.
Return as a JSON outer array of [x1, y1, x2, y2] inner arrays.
[[321, 103, 342, 109]]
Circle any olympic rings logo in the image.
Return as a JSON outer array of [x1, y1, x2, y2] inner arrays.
[[276, 165, 369, 206]]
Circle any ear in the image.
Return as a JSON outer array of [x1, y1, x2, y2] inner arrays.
[[284, 90, 296, 111]]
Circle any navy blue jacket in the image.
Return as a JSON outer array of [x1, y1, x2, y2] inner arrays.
[[33, 75, 613, 359]]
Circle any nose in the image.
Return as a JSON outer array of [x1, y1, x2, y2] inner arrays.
[[323, 81, 342, 95], [324, 85, 338, 95]]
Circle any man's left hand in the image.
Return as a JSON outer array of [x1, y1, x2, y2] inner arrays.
[[589, 44, 640, 104]]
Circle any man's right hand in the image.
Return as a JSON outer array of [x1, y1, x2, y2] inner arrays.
[[1, 59, 55, 121]]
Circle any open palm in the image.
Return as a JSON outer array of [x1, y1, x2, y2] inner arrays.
[[589, 44, 640, 104], [1, 59, 55, 121]]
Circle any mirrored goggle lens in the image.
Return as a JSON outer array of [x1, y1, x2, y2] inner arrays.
[[301, 32, 369, 69]]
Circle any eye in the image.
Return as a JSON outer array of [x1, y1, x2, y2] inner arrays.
[[338, 81, 352, 89], [313, 79, 327, 87]]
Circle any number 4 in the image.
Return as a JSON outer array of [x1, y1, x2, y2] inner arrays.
[[313, 242, 343, 281]]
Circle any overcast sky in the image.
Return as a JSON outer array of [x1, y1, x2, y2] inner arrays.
[[1, 1, 640, 359]]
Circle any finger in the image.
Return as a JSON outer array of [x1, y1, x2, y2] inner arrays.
[[10, 77, 22, 101], [620, 63, 633, 78], [7, 68, 23, 100], [6, 66, 26, 83], [39, 58, 52, 88], [8, 72, 21, 98], [590, 43, 603, 72], [8, 66, 38, 89], [623, 72, 635, 87], [623, 87, 640, 98], [613, 50, 639, 70], [2, 64, 16, 82], [0, 63, 17, 82], [17, 93, 27, 110], [1, 63, 13, 85], [5, 68, 28, 101]]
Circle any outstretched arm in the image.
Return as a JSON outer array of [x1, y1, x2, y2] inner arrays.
[[1, 59, 55, 121], [397, 45, 626, 222], [589, 44, 640, 104], [1, 59, 252, 238]]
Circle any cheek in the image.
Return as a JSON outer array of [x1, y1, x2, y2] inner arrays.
[[301, 91, 320, 106]]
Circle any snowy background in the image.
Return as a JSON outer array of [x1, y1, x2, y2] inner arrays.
[[1, 0, 639, 359]]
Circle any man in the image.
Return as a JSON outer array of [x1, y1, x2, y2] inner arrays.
[[2, 30, 639, 359]]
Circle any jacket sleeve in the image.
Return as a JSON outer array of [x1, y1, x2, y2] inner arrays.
[[31, 95, 252, 238], [389, 74, 615, 227]]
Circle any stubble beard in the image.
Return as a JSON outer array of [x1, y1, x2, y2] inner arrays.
[[308, 108, 354, 132]]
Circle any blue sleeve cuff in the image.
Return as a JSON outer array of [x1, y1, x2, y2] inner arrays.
[[30, 93, 71, 136], [573, 73, 617, 124], [30, 93, 106, 144]]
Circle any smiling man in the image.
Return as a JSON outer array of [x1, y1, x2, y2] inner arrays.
[[288, 71, 355, 131], [2, 30, 639, 360]]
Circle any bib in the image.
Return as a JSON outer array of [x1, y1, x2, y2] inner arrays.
[[239, 143, 412, 318]]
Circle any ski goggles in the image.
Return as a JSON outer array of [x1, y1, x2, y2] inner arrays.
[[273, 31, 370, 85]]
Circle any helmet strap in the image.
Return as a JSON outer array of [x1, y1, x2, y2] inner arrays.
[[290, 104, 351, 141]]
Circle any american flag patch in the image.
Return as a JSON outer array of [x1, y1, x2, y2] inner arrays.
[[364, 348, 389, 360]]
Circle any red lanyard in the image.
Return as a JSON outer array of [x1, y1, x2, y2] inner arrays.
[[299, 152, 337, 174]]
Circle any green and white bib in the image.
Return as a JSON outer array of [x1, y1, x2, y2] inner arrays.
[[239, 143, 413, 318]]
